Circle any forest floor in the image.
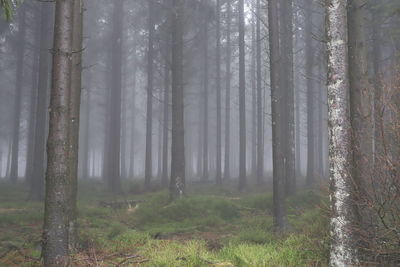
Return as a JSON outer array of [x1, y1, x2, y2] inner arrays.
[[0, 180, 330, 266]]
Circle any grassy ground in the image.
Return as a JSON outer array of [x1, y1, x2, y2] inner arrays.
[[0, 180, 330, 266]]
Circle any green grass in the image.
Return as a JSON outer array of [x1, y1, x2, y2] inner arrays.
[[0, 181, 329, 266]]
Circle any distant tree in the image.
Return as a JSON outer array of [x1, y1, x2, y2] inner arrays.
[[326, 0, 358, 265], [202, 11, 209, 182], [215, 0, 222, 185], [305, 0, 315, 186], [162, 32, 170, 187], [238, 0, 246, 191], [224, 0, 231, 181], [169, 0, 185, 200], [145, 0, 155, 189], [9, 4, 26, 183], [29, 2, 52, 201], [42, 0, 75, 265], [105, 0, 123, 193]]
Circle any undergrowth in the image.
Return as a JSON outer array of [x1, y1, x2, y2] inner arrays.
[[0, 180, 329, 266]]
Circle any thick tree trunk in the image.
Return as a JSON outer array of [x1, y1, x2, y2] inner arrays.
[[238, 0, 246, 191], [145, 0, 155, 189], [10, 5, 26, 183], [169, 0, 185, 200], [326, 0, 358, 265], [42, 0, 74, 265], [268, 0, 287, 232], [224, 1, 231, 181]]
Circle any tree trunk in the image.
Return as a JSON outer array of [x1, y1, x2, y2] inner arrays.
[[29, 3, 52, 201], [215, 0, 222, 185], [42, 0, 74, 265], [268, 0, 287, 232], [10, 5, 26, 183], [106, 0, 123, 193], [145, 0, 155, 189], [281, 0, 295, 195], [256, 0, 264, 185], [326, 0, 358, 265], [238, 0, 246, 191], [169, 0, 185, 200], [251, 12, 257, 180], [202, 16, 209, 182], [162, 40, 170, 187], [224, 1, 231, 181], [68, 0, 83, 251], [305, 0, 315, 186], [129, 47, 138, 179]]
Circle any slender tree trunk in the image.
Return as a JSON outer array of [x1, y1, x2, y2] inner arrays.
[[326, 0, 358, 265], [268, 0, 287, 232], [256, 0, 263, 185], [145, 0, 155, 189], [106, 0, 123, 192], [202, 17, 209, 182], [238, 0, 246, 191], [129, 49, 138, 179], [81, 70, 92, 180], [162, 41, 170, 187], [224, 1, 231, 181], [10, 5, 26, 183], [42, 0, 74, 265], [281, 0, 295, 194], [169, 0, 185, 200], [68, 0, 83, 251], [251, 12, 257, 180], [215, 0, 222, 185], [29, 3, 52, 201], [26, 6, 40, 183], [305, 0, 315, 186]]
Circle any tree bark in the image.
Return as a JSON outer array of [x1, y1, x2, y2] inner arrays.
[[326, 0, 358, 265], [162, 39, 170, 187], [42, 0, 74, 265], [202, 15, 209, 182]]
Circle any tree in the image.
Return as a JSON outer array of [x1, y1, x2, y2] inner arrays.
[[215, 0, 222, 185], [29, 2, 52, 201], [268, 0, 287, 232], [9, 4, 26, 183], [169, 0, 185, 200], [42, 0, 74, 265], [68, 0, 83, 250], [305, 0, 315, 186], [238, 0, 246, 191], [326, 0, 358, 265], [224, 0, 231, 180], [280, 0, 295, 194], [145, 0, 155, 189], [105, 0, 123, 192], [202, 12, 209, 182], [256, 0, 264, 185]]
